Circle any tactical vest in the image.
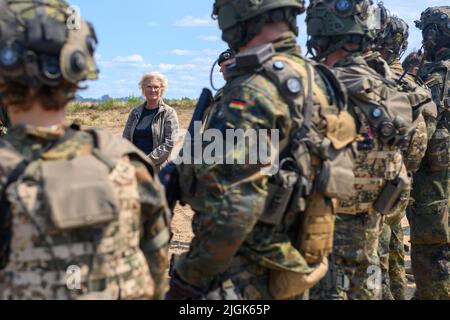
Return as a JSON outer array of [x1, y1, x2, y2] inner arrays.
[[389, 61, 436, 173], [222, 46, 357, 299], [0, 128, 157, 300], [334, 57, 411, 215], [419, 58, 450, 197], [236, 45, 356, 264], [421, 59, 450, 115]]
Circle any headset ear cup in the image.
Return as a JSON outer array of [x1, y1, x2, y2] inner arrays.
[[60, 20, 98, 83]]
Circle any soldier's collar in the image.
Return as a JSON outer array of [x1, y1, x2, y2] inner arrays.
[[389, 58, 404, 74], [335, 54, 367, 68], [435, 48, 450, 62], [362, 51, 381, 60], [8, 123, 68, 140], [272, 31, 301, 56]]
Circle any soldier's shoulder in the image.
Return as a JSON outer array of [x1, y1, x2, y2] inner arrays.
[[421, 60, 449, 85], [224, 66, 288, 113], [226, 69, 280, 103], [334, 59, 386, 91]]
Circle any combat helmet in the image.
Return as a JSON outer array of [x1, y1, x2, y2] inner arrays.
[[0, 0, 98, 89], [212, 0, 305, 50], [306, 0, 383, 61], [415, 6, 450, 59], [379, 16, 409, 64]]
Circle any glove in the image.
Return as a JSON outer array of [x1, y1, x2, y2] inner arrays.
[[165, 271, 204, 300]]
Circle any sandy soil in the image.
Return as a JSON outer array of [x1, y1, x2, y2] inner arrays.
[[86, 105, 416, 299]]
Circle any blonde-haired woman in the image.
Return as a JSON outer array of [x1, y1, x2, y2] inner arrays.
[[123, 72, 179, 170]]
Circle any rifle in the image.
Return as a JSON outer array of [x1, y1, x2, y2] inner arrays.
[[159, 88, 213, 211]]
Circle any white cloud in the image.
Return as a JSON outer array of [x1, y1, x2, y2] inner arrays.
[[192, 56, 215, 64], [180, 75, 196, 81], [173, 15, 214, 27], [114, 54, 145, 64], [198, 35, 220, 41], [171, 49, 196, 56], [100, 54, 152, 69], [202, 48, 222, 56], [157, 63, 196, 72]]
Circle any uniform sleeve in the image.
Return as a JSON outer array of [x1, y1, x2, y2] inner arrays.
[[149, 107, 180, 165], [0, 163, 9, 269], [425, 71, 445, 110], [175, 83, 289, 290], [122, 110, 135, 141], [404, 114, 428, 173], [131, 157, 171, 299]]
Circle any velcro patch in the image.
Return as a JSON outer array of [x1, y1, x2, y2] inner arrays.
[[229, 100, 246, 110], [324, 111, 357, 150]]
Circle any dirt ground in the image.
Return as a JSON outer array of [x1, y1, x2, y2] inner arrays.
[[81, 105, 416, 300]]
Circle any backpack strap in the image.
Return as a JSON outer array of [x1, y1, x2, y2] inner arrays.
[[261, 55, 314, 150], [0, 142, 29, 269], [441, 61, 450, 109]]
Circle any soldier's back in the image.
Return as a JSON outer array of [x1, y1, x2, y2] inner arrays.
[[0, 125, 165, 300], [174, 34, 355, 300]]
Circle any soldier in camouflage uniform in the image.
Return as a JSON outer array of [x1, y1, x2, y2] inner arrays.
[[166, 0, 357, 300], [307, 0, 415, 300], [0, 0, 170, 300], [376, 15, 436, 300], [408, 6, 450, 300], [402, 51, 424, 76]]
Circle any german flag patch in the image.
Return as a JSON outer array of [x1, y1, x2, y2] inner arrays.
[[229, 100, 246, 110]]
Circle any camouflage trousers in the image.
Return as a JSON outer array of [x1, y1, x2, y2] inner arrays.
[[225, 255, 308, 300], [310, 212, 382, 300], [389, 222, 407, 300], [378, 220, 407, 300], [408, 123, 450, 300], [407, 203, 450, 300]]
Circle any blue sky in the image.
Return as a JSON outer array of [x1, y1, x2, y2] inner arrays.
[[72, 0, 449, 99]]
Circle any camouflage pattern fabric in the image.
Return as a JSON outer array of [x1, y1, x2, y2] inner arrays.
[[389, 59, 431, 173], [388, 221, 407, 300], [312, 54, 411, 300], [0, 107, 8, 136], [0, 124, 170, 300], [376, 59, 432, 300], [409, 48, 450, 300], [174, 32, 345, 299], [378, 222, 394, 300], [378, 218, 407, 300], [311, 213, 382, 300]]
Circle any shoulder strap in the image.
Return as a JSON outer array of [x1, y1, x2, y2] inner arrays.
[[0, 144, 29, 268], [261, 55, 315, 145], [441, 61, 450, 108]]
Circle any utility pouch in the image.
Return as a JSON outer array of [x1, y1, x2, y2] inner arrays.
[[269, 257, 328, 300], [315, 143, 355, 201], [298, 193, 336, 264], [373, 175, 409, 216], [426, 127, 450, 172], [41, 154, 119, 230], [291, 141, 313, 185], [259, 166, 298, 226]]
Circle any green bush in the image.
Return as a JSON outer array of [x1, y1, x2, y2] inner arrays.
[[67, 96, 197, 115]]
